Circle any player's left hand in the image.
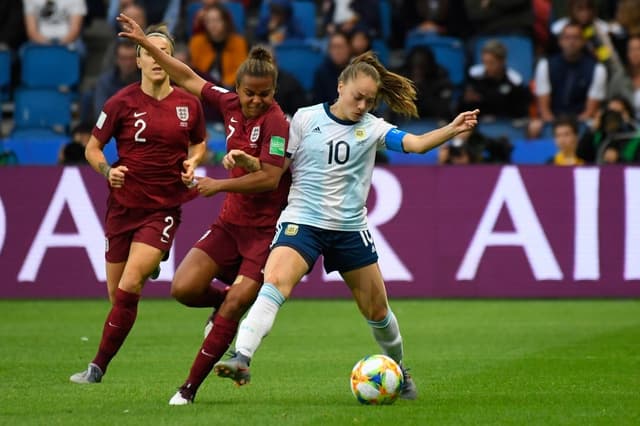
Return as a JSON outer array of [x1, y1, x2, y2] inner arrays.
[[195, 176, 221, 197], [450, 109, 479, 135], [116, 13, 146, 44]]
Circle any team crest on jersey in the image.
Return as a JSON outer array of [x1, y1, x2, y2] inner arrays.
[[284, 224, 299, 236], [176, 106, 189, 121], [355, 128, 366, 140], [250, 126, 260, 143]]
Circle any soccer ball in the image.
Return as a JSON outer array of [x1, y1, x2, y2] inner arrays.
[[350, 354, 404, 405]]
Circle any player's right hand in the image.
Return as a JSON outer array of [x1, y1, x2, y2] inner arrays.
[[116, 13, 146, 44], [108, 165, 129, 188]]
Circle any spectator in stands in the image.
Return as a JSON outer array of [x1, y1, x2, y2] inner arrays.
[[549, 116, 585, 165], [439, 128, 512, 164], [0, 1, 27, 51], [550, 0, 623, 69], [189, 4, 247, 89], [349, 26, 372, 57], [59, 122, 92, 165], [463, 0, 533, 36], [530, 22, 607, 137], [93, 40, 140, 121], [190, 0, 223, 35], [0, 0, 27, 93], [101, 3, 146, 71], [322, 0, 380, 39], [402, 0, 449, 35], [23, 0, 87, 57], [107, 0, 181, 34], [458, 39, 531, 118], [578, 95, 638, 163], [311, 31, 351, 104], [255, 0, 305, 45], [609, 35, 640, 120], [396, 45, 453, 120]]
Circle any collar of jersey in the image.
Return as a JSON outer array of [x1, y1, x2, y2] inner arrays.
[[323, 102, 358, 125]]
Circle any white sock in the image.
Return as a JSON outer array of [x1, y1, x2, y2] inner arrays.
[[235, 283, 286, 359], [368, 309, 404, 364]]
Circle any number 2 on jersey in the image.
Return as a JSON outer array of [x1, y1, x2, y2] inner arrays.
[[134, 119, 147, 143]]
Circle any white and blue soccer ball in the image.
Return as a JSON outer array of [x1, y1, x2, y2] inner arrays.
[[350, 354, 404, 405]]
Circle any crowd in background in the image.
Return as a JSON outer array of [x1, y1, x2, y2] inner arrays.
[[1, 0, 640, 166]]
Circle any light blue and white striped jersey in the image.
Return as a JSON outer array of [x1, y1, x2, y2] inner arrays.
[[279, 103, 396, 231]]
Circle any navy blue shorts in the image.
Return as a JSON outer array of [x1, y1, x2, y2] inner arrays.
[[271, 222, 378, 273]]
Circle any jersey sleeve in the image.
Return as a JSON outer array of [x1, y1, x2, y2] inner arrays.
[[258, 109, 290, 168], [92, 95, 122, 145], [189, 98, 207, 144], [200, 82, 230, 113], [286, 109, 304, 159], [372, 117, 396, 150]]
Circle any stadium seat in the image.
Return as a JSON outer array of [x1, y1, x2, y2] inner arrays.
[[20, 44, 80, 92], [260, 0, 317, 39], [185, 2, 202, 39], [511, 138, 557, 164], [478, 118, 527, 141], [292, 1, 317, 39], [472, 35, 534, 83], [371, 39, 389, 66], [2, 130, 68, 165], [0, 48, 10, 102], [224, 1, 246, 34], [405, 32, 466, 86], [13, 88, 72, 133], [274, 40, 324, 91], [379, 0, 391, 41]]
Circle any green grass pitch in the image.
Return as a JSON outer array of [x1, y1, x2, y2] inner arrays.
[[1, 299, 639, 425]]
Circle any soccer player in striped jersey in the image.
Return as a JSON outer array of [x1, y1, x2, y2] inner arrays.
[[214, 51, 480, 400]]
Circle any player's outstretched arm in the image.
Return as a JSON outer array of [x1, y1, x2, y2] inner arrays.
[[116, 13, 206, 98], [402, 109, 479, 154]]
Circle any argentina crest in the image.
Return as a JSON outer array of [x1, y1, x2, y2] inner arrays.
[[176, 106, 189, 121]]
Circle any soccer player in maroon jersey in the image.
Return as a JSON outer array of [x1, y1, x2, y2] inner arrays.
[[117, 14, 292, 404], [69, 24, 208, 384]]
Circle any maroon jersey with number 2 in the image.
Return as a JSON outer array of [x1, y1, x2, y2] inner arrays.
[[93, 83, 206, 209]]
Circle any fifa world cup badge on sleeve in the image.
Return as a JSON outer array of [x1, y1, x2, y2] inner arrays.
[[270, 136, 285, 156]]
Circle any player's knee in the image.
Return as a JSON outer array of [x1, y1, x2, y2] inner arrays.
[[170, 278, 191, 303], [365, 304, 388, 322]]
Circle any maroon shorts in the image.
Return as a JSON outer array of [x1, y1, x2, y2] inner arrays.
[[194, 218, 275, 285], [104, 200, 182, 263]]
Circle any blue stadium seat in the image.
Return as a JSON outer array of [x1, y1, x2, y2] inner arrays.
[[472, 35, 534, 83], [511, 138, 557, 164], [224, 1, 246, 34], [185, 2, 202, 39], [2, 130, 68, 165], [260, 0, 317, 39], [13, 88, 72, 133], [379, 0, 391, 41], [292, 1, 317, 39], [405, 32, 466, 86], [274, 40, 324, 91], [478, 119, 527, 141], [20, 44, 80, 92], [371, 39, 389, 66], [0, 48, 10, 102]]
